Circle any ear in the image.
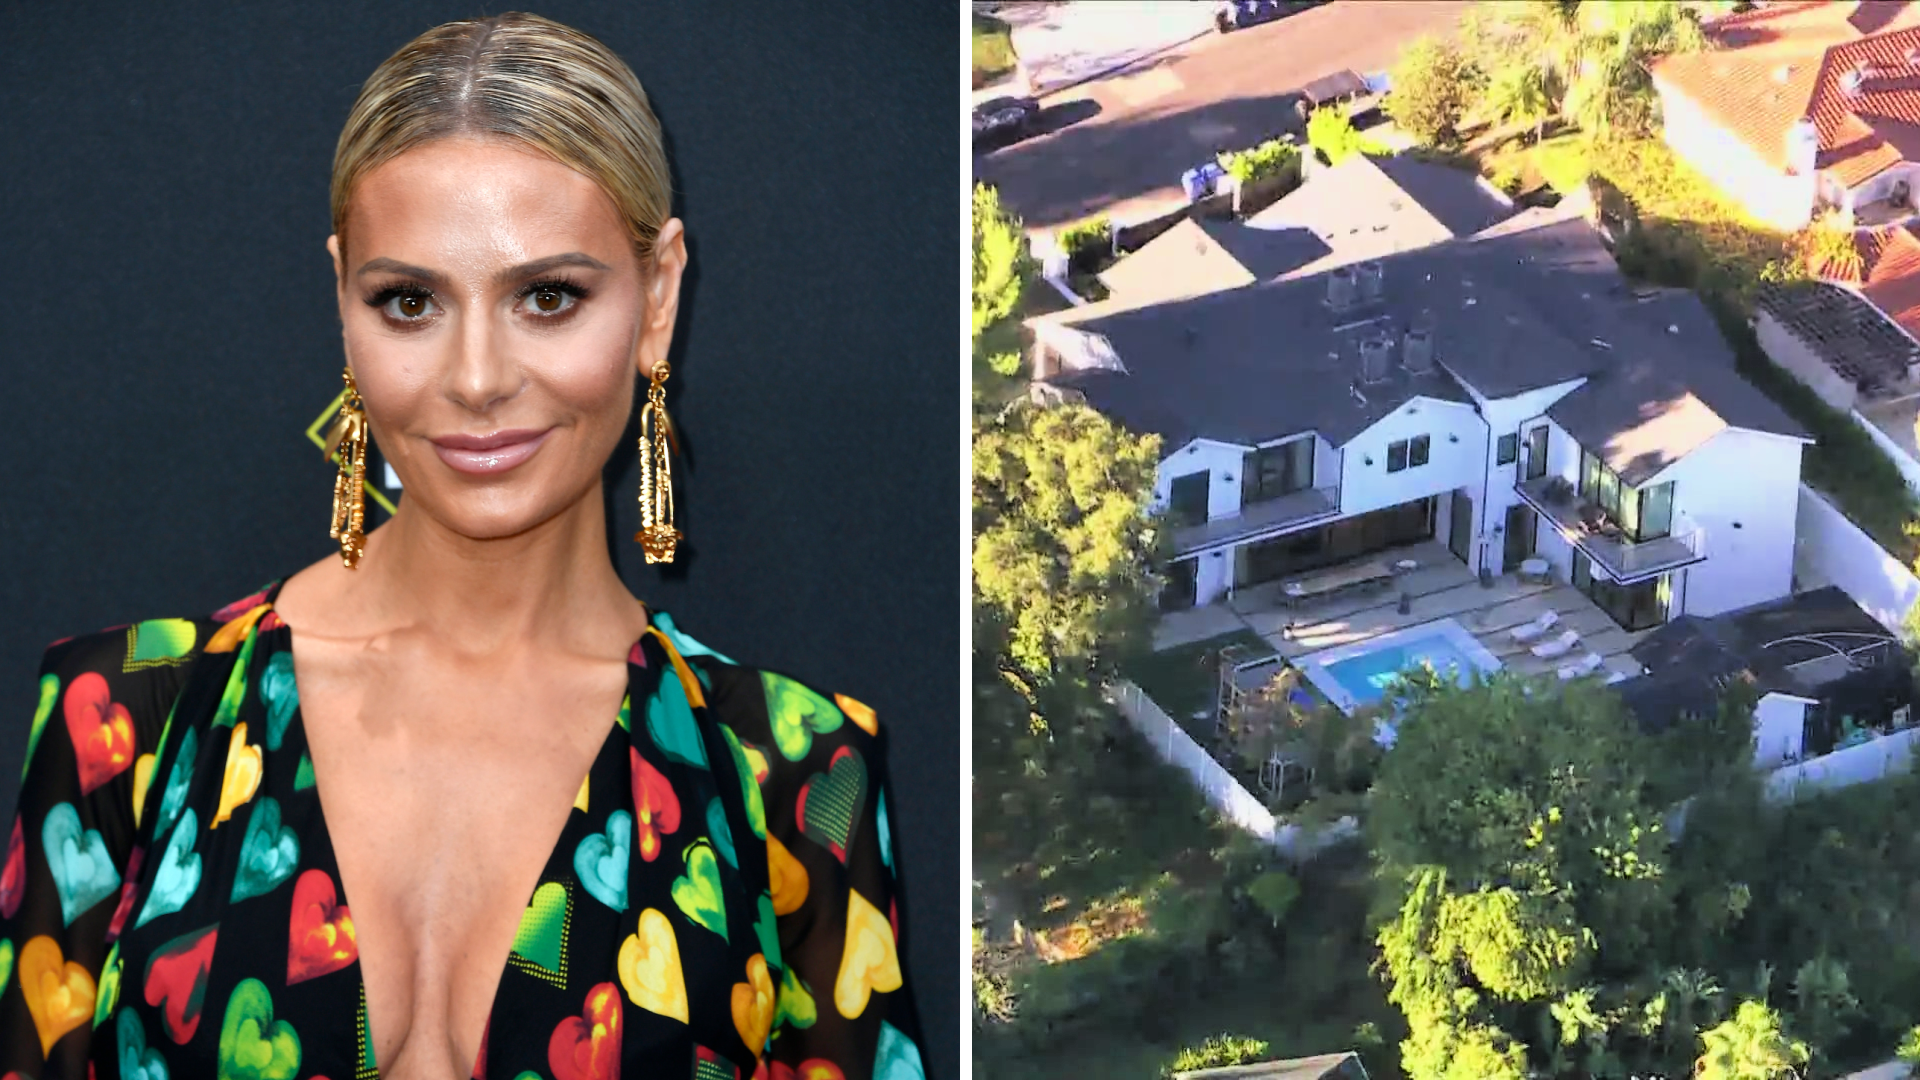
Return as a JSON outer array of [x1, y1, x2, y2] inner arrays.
[[635, 219, 688, 381], [326, 234, 345, 290]]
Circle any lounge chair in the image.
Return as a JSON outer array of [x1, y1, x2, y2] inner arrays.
[[1530, 629, 1580, 659], [1558, 652, 1605, 680], [1507, 610, 1560, 643]]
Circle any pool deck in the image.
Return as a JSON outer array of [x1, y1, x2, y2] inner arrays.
[[1154, 540, 1651, 683]]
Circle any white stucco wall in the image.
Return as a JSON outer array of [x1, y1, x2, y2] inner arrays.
[[1795, 484, 1920, 633], [1472, 380, 1586, 573], [1152, 438, 1250, 522], [1650, 428, 1805, 616], [1753, 692, 1812, 768], [1655, 79, 1816, 231], [1337, 397, 1486, 519]]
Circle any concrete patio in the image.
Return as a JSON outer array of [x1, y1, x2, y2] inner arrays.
[[1154, 540, 1652, 682]]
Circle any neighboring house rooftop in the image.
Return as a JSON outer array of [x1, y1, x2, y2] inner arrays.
[[1097, 154, 1516, 302], [1172, 1052, 1369, 1080], [1650, 0, 1920, 187], [1843, 221, 1920, 341], [1621, 585, 1903, 730], [1035, 211, 1807, 458], [1754, 276, 1920, 399]]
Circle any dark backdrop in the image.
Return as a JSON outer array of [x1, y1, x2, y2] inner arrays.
[[0, 2, 959, 1072]]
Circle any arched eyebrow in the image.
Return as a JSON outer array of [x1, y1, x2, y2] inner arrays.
[[355, 252, 612, 288]]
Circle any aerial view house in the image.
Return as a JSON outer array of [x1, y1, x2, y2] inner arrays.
[[1649, 0, 1920, 231], [1026, 208, 1812, 633]]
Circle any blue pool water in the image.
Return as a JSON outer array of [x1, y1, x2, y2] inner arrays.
[[1296, 617, 1504, 715]]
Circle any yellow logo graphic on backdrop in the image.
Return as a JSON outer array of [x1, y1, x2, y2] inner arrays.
[[307, 390, 398, 516]]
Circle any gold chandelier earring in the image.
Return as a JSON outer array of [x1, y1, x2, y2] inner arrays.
[[635, 359, 683, 564], [324, 367, 369, 569]]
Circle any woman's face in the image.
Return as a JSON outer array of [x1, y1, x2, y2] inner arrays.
[[328, 135, 685, 543]]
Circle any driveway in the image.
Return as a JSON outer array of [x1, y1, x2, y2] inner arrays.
[[975, 0, 1472, 229]]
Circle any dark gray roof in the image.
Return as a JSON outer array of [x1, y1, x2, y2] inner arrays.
[[1038, 210, 1809, 459], [1618, 587, 1901, 732], [1096, 217, 1331, 302], [1373, 153, 1517, 238], [1174, 1052, 1368, 1080]]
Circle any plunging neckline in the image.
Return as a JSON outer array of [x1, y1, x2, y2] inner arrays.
[[258, 578, 654, 1076]]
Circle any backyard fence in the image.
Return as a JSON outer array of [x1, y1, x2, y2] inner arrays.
[[1106, 679, 1358, 861], [1796, 484, 1920, 633]]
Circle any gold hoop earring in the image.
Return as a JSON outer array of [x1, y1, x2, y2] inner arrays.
[[323, 368, 369, 569], [635, 360, 683, 564]]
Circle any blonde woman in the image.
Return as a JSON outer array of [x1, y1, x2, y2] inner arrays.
[[0, 13, 917, 1080]]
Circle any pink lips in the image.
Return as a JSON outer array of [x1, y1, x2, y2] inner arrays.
[[430, 428, 552, 475]]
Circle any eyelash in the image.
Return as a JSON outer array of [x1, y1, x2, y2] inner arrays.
[[361, 277, 594, 324]]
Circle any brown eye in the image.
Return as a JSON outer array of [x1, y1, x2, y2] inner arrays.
[[398, 295, 427, 318], [533, 288, 563, 313]]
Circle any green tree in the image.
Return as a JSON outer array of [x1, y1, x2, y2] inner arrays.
[[1898, 1023, 1920, 1068], [1484, 62, 1554, 143], [1658, 968, 1728, 1060], [1467, 0, 1706, 139], [1385, 36, 1482, 146], [972, 183, 1036, 373], [1695, 1000, 1810, 1080], [972, 403, 1162, 691], [1790, 955, 1857, 1054], [1306, 106, 1373, 166]]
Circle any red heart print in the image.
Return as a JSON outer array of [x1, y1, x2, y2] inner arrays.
[[288, 869, 358, 985], [548, 982, 622, 1080], [696, 1046, 741, 1080], [106, 847, 145, 943], [259, 610, 285, 632], [143, 923, 219, 1044], [212, 589, 270, 622], [472, 1017, 489, 1079], [64, 672, 135, 795], [630, 750, 681, 862], [0, 816, 25, 918], [627, 641, 647, 667]]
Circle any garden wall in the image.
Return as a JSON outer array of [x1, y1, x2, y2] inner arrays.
[[1762, 725, 1920, 801], [1107, 680, 1358, 861], [1796, 484, 1920, 632]]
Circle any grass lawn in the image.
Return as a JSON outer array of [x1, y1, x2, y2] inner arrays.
[[1124, 628, 1271, 724], [973, 12, 1018, 90]]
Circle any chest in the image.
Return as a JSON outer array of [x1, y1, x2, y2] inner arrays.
[[97, 629, 774, 1079]]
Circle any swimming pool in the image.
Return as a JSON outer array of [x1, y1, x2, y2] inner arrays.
[[1294, 617, 1504, 715]]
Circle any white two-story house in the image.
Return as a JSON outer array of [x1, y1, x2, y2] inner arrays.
[[1025, 211, 1813, 634]]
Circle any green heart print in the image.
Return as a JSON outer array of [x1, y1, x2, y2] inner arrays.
[[23, 674, 56, 780], [231, 798, 299, 903], [510, 881, 570, 975], [671, 838, 728, 941], [762, 672, 844, 761], [93, 940, 120, 1029], [217, 978, 300, 1080]]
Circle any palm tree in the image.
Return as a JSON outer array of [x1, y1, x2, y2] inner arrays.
[[1695, 1000, 1809, 1080], [1661, 968, 1727, 1058], [1486, 63, 1554, 143], [1475, 0, 1707, 138]]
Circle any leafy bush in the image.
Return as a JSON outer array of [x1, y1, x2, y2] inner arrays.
[[1161, 1033, 1272, 1078], [1244, 870, 1301, 927], [1305, 107, 1384, 166], [1385, 35, 1481, 145], [1219, 137, 1302, 188], [1056, 215, 1112, 268]]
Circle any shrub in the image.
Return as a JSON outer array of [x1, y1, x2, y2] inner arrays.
[[1305, 107, 1385, 166], [1385, 36, 1481, 145], [1162, 1034, 1272, 1078], [1244, 870, 1301, 927], [1219, 137, 1302, 189], [1056, 215, 1113, 271]]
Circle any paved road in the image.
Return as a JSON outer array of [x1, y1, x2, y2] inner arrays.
[[975, 0, 1472, 229]]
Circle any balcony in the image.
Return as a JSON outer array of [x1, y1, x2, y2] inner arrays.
[[1514, 475, 1706, 583], [1172, 485, 1341, 557]]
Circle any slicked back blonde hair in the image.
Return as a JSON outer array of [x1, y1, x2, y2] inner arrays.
[[331, 12, 672, 265]]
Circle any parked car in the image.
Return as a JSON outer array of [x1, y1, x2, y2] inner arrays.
[[1293, 69, 1391, 125], [972, 95, 1042, 151], [1213, 0, 1287, 32]]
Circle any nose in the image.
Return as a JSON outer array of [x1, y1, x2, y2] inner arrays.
[[442, 305, 522, 414]]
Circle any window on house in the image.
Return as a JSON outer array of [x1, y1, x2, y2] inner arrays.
[[1409, 434, 1430, 468], [1497, 433, 1518, 466], [1524, 425, 1548, 480], [1243, 438, 1314, 504], [1168, 471, 1210, 527], [1387, 440, 1409, 473]]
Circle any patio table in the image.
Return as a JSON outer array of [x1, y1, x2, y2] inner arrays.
[[1281, 559, 1394, 607]]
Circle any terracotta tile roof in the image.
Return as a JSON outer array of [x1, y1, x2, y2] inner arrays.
[[1652, 1, 1920, 187], [1857, 221, 1920, 336]]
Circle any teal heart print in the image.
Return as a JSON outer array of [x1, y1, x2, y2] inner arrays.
[[42, 802, 122, 927]]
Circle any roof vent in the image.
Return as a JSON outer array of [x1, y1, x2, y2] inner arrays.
[[1327, 265, 1359, 312], [1843, 64, 1867, 97], [1359, 334, 1395, 383], [1774, 63, 1794, 84], [1402, 326, 1435, 373], [1356, 259, 1385, 303]]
